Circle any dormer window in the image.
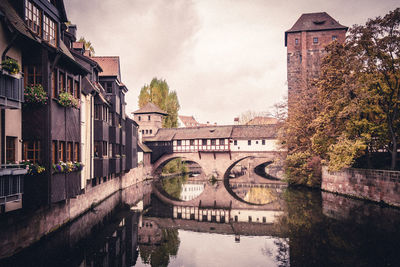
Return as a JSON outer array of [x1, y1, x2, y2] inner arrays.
[[43, 14, 57, 47], [25, 0, 41, 36]]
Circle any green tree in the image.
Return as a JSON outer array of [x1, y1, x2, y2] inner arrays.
[[77, 37, 95, 55], [138, 78, 180, 128]]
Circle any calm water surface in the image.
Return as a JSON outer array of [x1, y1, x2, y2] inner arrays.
[[1, 175, 400, 267]]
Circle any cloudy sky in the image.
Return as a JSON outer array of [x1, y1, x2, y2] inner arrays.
[[65, 0, 398, 125]]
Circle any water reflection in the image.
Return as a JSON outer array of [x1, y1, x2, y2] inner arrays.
[[160, 174, 206, 201], [1, 180, 400, 267]]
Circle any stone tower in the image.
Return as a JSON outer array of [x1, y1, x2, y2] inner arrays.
[[285, 12, 348, 102], [132, 102, 168, 138]]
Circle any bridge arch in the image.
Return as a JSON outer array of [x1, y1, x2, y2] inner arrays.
[[152, 153, 205, 176]]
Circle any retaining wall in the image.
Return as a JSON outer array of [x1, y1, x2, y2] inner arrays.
[[321, 167, 400, 207]]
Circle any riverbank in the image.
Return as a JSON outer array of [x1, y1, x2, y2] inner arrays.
[[321, 167, 400, 207], [0, 166, 148, 259]]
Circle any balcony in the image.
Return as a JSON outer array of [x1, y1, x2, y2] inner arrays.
[[109, 126, 120, 144], [0, 71, 24, 109], [109, 158, 121, 174], [0, 165, 27, 213], [94, 120, 109, 141], [94, 158, 109, 178]]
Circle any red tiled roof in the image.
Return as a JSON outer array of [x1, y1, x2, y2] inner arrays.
[[133, 102, 168, 115], [285, 12, 348, 46], [179, 115, 200, 127], [286, 12, 347, 33], [231, 125, 277, 139], [246, 116, 278, 125], [91, 56, 121, 78]]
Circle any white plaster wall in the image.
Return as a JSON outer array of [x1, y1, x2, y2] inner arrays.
[[80, 94, 92, 189], [230, 139, 280, 152], [230, 209, 283, 223]]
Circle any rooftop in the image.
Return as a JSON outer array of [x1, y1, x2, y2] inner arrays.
[[133, 102, 168, 115], [91, 56, 121, 79], [179, 115, 200, 127], [285, 12, 348, 46], [246, 116, 278, 125]]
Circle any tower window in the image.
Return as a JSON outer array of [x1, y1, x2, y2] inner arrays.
[[313, 37, 318, 44], [332, 35, 337, 41], [148, 115, 151, 121], [295, 38, 299, 45]]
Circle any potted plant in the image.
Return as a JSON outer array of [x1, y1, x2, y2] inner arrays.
[[1, 58, 20, 75], [57, 91, 80, 108], [24, 84, 48, 105]]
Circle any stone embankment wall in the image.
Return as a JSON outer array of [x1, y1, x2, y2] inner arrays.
[[0, 166, 148, 259], [321, 167, 400, 207]]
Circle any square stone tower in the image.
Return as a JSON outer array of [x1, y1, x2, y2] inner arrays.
[[285, 12, 348, 103], [132, 102, 168, 138]]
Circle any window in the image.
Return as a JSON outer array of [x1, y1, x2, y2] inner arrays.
[[211, 139, 216, 145], [177, 140, 182, 146], [94, 105, 102, 120], [262, 140, 266, 145], [248, 140, 251, 146], [106, 82, 112, 93], [145, 130, 148, 134], [25, 0, 41, 36], [66, 142, 73, 161], [52, 141, 57, 164], [219, 139, 225, 145], [51, 71, 57, 97], [234, 140, 237, 146], [190, 140, 195, 146], [6, 137, 16, 163], [299, 54, 302, 63], [248, 216, 252, 222], [202, 139, 207, 146], [23, 140, 41, 163], [332, 35, 337, 41], [59, 72, 65, 92], [43, 14, 57, 47], [67, 77, 73, 95], [295, 38, 299, 45], [94, 141, 101, 157], [109, 143, 113, 157], [58, 141, 65, 162], [148, 115, 151, 121], [313, 37, 318, 44], [74, 81, 79, 98], [73, 143, 79, 161], [150, 129, 152, 134], [24, 65, 42, 87], [102, 142, 108, 157], [138, 116, 141, 121]]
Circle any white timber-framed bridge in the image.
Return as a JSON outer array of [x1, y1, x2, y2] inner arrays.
[[143, 124, 286, 179]]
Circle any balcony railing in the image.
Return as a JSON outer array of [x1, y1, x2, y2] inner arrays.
[[0, 164, 28, 213], [0, 71, 24, 109]]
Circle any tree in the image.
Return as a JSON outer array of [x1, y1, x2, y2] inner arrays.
[[138, 78, 180, 128], [77, 37, 95, 55], [347, 8, 400, 170]]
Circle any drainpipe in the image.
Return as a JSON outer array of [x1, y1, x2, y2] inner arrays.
[[1, 110, 5, 165]]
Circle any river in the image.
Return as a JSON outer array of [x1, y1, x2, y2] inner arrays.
[[1, 173, 400, 267]]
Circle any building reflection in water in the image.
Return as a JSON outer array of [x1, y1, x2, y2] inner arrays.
[[2, 178, 400, 267]]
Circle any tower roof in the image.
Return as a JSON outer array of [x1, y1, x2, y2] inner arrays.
[[285, 12, 348, 46], [133, 102, 168, 115]]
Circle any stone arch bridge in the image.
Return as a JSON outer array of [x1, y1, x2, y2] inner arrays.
[[151, 151, 284, 179]]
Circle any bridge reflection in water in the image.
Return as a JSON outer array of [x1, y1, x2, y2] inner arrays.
[[2, 175, 400, 266]]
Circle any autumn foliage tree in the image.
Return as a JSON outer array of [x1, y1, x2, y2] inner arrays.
[[138, 78, 180, 128]]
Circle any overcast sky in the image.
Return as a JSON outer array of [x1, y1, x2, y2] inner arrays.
[[64, 0, 398, 125]]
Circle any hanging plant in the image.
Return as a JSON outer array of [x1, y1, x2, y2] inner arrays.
[[20, 161, 46, 175], [24, 84, 48, 105], [52, 161, 84, 173], [57, 91, 80, 108], [1, 58, 20, 75]]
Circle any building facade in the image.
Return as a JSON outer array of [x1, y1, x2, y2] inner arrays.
[[133, 102, 167, 138], [285, 12, 347, 103]]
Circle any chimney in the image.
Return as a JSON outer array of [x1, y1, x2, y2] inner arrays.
[[68, 24, 77, 40]]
